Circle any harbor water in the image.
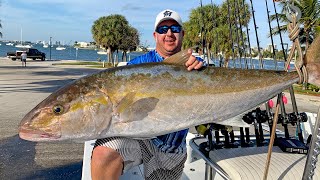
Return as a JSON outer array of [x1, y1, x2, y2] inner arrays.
[[0, 43, 294, 70], [0, 44, 143, 62]]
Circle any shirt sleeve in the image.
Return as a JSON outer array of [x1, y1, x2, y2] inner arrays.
[[127, 50, 163, 65]]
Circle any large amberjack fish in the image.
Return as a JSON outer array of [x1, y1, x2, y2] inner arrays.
[[19, 44, 320, 142]]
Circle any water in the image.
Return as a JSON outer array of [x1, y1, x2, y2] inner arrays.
[[1, 44, 295, 70], [208, 57, 295, 71], [0, 43, 143, 62]]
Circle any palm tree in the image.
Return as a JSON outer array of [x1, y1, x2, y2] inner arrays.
[[270, 0, 320, 50], [183, 1, 251, 67], [92, 15, 130, 64], [119, 26, 140, 62]]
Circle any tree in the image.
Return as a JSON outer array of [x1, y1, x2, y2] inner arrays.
[[118, 26, 140, 62], [182, 0, 251, 67], [270, 0, 320, 50], [92, 14, 139, 64]]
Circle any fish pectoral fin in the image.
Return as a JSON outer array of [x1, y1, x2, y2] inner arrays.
[[120, 97, 159, 123], [162, 48, 190, 65], [115, 92, 136, 114]]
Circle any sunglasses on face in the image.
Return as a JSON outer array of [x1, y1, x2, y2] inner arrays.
[[156, 25, 182, 34]]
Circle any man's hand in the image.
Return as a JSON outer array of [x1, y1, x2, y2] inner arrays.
[[185, 49, 204, 71]]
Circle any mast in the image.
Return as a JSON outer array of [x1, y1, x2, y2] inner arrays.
[[20, 28, 23, 45]]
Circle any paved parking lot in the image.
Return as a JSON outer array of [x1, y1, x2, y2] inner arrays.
[[0, 58, 101, 179]]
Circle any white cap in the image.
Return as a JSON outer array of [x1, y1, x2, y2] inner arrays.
[[154, 9, 183, 31]]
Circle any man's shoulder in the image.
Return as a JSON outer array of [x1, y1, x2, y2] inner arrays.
[[127, 50, 159, 65]]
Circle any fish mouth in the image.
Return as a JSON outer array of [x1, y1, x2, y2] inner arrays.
[[19, 124, 61, 142]]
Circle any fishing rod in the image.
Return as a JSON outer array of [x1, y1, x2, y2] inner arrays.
[[236, 0, 248, 69], [226, 0, 236, 68], [249, 0, 264, 69], [272, 0, 288, 69], [265, 0, 278, 70], [210, 0, 220, 67], [288, 86, 304, 142], [235, 0, 248, 69], [277, 93, 290, 139], [232, 0, 242, 69], [199, 0, 207, 67], [240, 0, 253, 69], [265, 100, 276, 137]]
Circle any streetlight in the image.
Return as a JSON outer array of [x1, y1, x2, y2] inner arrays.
[[49, 37, 52, 60]]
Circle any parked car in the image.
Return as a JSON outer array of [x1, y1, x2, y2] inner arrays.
[[7, 48, 46, 61]]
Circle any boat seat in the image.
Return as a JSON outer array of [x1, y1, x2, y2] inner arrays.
[[208, 112, 319, 180], [209, 146, 320, 180]]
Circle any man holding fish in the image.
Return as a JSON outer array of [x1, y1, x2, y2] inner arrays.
[[91, 9, 203, 180], [18, 6, 320, 180]]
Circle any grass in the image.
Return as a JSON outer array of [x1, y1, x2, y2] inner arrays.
[[52, 62, 103, 66], [52, 61, 114, 68], [291, 84, 320, 97]]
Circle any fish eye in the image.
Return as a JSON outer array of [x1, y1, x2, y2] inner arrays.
[[53, 105, 64, 115]]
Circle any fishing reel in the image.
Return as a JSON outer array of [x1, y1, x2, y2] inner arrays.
[[242, 108, 269, 125], [282, 112, 308, 125]]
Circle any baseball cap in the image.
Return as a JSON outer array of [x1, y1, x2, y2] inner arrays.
[[154, 9, 183, 31]]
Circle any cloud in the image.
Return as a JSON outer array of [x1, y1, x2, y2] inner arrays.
[[121, 3, 143, 11]]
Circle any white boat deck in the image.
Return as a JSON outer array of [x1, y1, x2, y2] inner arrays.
[[81, 112, 318, 180], [208, 145, 319, 180], [81, 133, 208, 180]]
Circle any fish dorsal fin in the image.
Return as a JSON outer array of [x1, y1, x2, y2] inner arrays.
[[162, 48, 190, 65]]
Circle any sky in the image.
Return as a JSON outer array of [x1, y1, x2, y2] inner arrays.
[[0, 0, 290, 48]]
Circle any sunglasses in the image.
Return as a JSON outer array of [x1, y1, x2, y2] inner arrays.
[[156, 25, 182, 34]]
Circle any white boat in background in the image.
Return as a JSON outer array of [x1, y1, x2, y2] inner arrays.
[[56, 40, 67, 50], [6, 42, 14, 46], [97, 50, 108, 55], [15, 44, 32, 48], [43, 44, 49, 48], [56, 46, 66, 50], [15, 28, 32, 49]]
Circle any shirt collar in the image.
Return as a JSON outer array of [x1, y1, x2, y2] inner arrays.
[[154, 50, 165, 61]]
